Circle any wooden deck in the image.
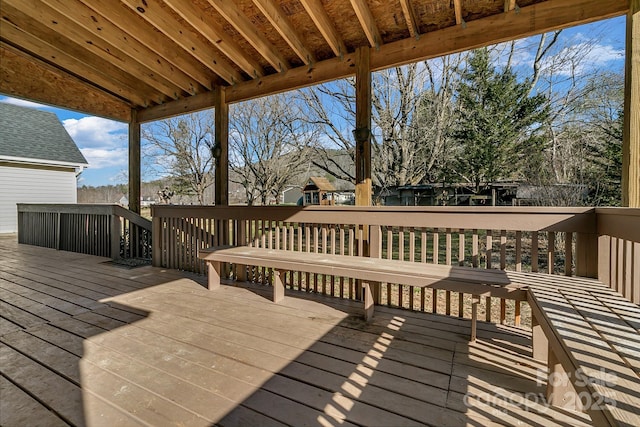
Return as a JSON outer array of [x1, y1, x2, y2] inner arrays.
[[0, 235, 594, 427]]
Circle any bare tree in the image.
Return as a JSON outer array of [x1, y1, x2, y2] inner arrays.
[[229, 95, 317, 205], [142, 112, 215, 205]]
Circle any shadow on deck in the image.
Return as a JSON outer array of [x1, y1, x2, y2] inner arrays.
[[0, 235, 591, 426]]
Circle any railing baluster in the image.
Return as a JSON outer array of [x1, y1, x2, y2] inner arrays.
[[548, 231, 555, 274], [515, 230, 522, 272], [486, 229, 493, 269], [446, 228, 452, 265]]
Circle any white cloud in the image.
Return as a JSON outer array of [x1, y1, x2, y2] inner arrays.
[[80, 147, 128, 169], [63, 116, 127, 149], [541, 42, 624, 77]]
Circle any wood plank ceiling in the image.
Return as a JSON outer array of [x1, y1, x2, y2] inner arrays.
[[0, 0, 629, 122]]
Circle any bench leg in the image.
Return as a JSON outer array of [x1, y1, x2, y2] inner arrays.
[[363, 282, 374, 322], [471, 295, 480, 341], [546, 347, 579, 410], [236, 263, 247, 282], [531, 314, 548, 362], [273, 269, 285, 303], [207, 261, 221, 290]]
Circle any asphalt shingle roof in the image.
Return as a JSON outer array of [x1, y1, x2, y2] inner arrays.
[[0, 102, 88, 166]]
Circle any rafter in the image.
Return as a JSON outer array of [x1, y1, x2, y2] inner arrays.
[[163, 0, 265, 77], [399, 0, 420, 39], [300, 0, 347, 57], [2, 0, 183, 100], [78, 0, 215, 89], [205, 0, 290, 72], [120, 0, 243, 85], [453, 0, 464, 25], [0, 17, 150, 106], [251, 0, 316, 64], [41, 0, 203, 96], [349, 0, 382, 48], [505, 0, 518, 12]]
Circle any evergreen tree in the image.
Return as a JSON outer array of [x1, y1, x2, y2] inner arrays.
[[452, 48, 549, 192]]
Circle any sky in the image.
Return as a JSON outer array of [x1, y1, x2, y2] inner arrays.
[[0, 15, 627, 188]]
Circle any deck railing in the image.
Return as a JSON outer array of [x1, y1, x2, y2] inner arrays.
[[151, 205, 639, 326], [17, 204, 152, 260]]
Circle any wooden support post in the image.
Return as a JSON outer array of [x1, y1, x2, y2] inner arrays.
[[214, 87, 229, 207], [273, 269, 285, 303], [623, 0, 640, 207], [235, 219, 247, 282], [531, 314, 548, 362], [128, 109, 141, 214], [207, 261, 221, 290], [355, 46, 372, 207]]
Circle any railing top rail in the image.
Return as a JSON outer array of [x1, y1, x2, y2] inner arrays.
[[151, 205, 597, 233]]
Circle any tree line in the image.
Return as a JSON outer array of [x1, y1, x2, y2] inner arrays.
[[142, 29, 623, 207]]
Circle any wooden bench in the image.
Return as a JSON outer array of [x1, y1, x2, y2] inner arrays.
[[198, 245, 527, 340], [526, 275, 640, 426], [199, 245, 640, 424]]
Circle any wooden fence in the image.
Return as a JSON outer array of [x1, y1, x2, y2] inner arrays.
[[17, 204, 152, 260], [152, 206, 639, 326]]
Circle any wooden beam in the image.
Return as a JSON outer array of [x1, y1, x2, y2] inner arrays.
[[3, 0, 184, 100], [505, 0, 518, 13], [79, 0, 216, 89], [129, 109, 141, 214], [0, 45, 130, 121], [137, 91, 217, 123], [399, 0, 420, 39], [355, 47, 372, 207], [205, 0, 290, 72], [141, 0, 628, 117], [453, 0, 464, 25], [214, 87, 229, 206], [623, 0, 640, 207], [251, 0, 316, 64], [0, 13, 151, 107], [163, 0, 265, 78], [301, 0, 348, 57], [349, 0, 382, 48], [41, 0, 204, 96], [121, 0, 243, 85]]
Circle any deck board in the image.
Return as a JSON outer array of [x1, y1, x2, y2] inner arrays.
[[0, 235, 601, 426]]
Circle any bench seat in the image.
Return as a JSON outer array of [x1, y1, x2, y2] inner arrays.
[[527, 280, 640, 426], [199, 245, 527, 340]]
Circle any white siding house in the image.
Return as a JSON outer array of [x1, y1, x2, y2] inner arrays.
[[0, 103, 88, 233]]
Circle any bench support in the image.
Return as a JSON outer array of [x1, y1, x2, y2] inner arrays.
[[363, 282, 374, 322], [208, 261, 221, 290], [546, 347, 580, 411], [471, 295, 480, 342], [531, 314, 548, 362], [273, 269, 286, 303]]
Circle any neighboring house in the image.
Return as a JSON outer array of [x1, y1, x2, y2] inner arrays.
[[302, 177, 337, 206], [0, 103, 88, 233]]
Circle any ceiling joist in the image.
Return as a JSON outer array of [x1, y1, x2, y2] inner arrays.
[[205, 0, 290, 72], [399, 0, 420, 39], [251, 0, 316, 65], [300, 0, 348, 58], [78, 0, 215, 90], [120, 0, 243, 85], [349, 0, 382, 48], [453, 0, 464, 25], [163, 0, 265, 78], [3, 0, 183, 99], [41, 0, 203, 96], [505, 0, 518, 12]]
